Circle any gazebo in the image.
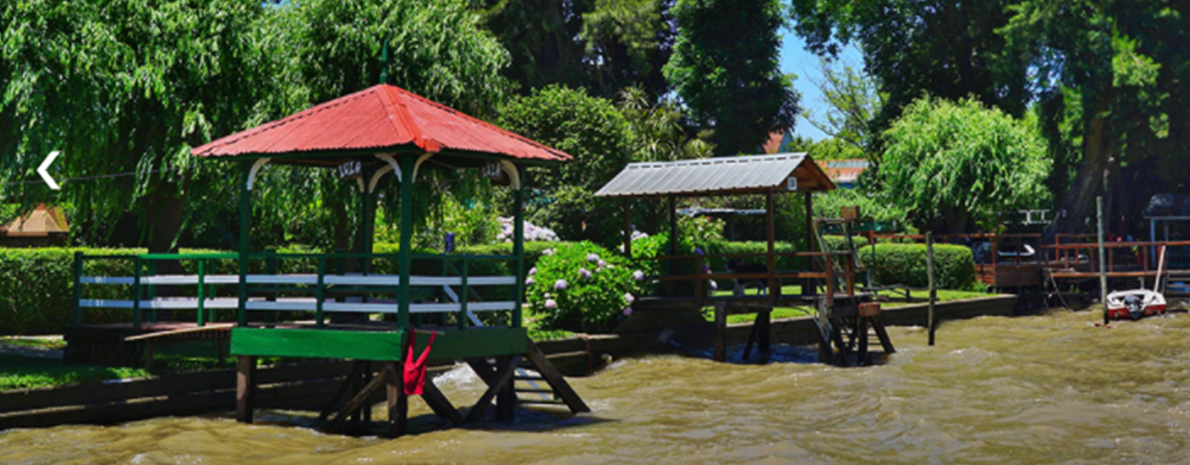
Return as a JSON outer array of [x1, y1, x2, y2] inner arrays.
[[595, 153, 895, 365], [71, 83, 588, 436]]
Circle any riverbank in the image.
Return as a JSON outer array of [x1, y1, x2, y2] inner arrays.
[[0, 294, 1015, 430]]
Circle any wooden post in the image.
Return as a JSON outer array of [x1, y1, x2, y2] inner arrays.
[[398, 155, 415, 329], [803, 192, 815, 297], [926, 232, 937, 346], [622, 198, 632, 258], [758, 308, 771, 355], [1097, 196, 1108, 326], [512, 165, 525, 329], [236, 356, 256, 423], [238, 162, 252, 327], [668, 195, 677, 296], [385, 362, 407, 437], [72, 251, 83, 325], [765, 191, 776, 302], [496, 355, 517, 423], [713, 301, 727, 362]]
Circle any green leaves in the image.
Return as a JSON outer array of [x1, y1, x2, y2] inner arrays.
[[665, 0, 798, 156], [880, 96, 1050, 233]]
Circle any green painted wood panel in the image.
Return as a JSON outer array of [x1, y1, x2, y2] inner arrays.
[[418, 328, 528, 361], [231, 328, 405, 361]]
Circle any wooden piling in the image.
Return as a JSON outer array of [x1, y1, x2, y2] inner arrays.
[[385, 362, 407, 438], [235, 355, 256, 423], [713, 301, 727, 362], [1097, 196, 1108, 326], [927, 232, 936, 346]]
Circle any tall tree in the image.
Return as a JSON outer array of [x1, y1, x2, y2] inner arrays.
[[664, 0, 799, 156], [804, 59, 884, 161], [580, 0, 676, 98], [1001, 0, 1176, 236], [790, 0, 1031, 134]]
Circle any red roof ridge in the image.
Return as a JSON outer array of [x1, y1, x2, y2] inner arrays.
[[393, 86, 572, 160]]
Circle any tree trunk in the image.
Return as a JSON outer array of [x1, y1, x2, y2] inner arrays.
[[945, 209, 969, 238], [1046, 91, 1115, 239], [145, 183, 186, 254]]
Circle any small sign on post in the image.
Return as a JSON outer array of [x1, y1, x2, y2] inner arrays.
[[481, 161, 509, 185], [337, 160, 362, 180], [841, 206, 860, 220], [786, 176, 798, 191]]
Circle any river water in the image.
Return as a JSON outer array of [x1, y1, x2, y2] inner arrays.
[[5, 308, 1190, 464]]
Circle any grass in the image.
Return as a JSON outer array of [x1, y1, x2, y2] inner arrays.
[[709, 285, 993, 324], [0, 337, 66, 350], [0, 355, 149, 391]]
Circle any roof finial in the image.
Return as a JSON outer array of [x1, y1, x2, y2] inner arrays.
[[380, 39, 390, 85]]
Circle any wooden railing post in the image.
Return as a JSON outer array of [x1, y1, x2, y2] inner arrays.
[[132, 257, 142, 330], [459, 259, 469, 330], [197, 259, 206, 327], [72, 251, 83, 325], [316, 256, 326, 329]]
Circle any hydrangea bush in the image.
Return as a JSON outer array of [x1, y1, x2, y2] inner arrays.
[[526, 241, 649, 332], [496, 217, 559, 242]]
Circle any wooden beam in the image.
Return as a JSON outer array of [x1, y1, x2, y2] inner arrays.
[[235, 356, 256, 423], [766, 191, 776, 302], [525, 340, 590, 413], [421, 377, 463, 425], [496, 355, 516, 423], [323, 364, 389, 434], [713, 301, 727, 362], [464, 355, 521, 423], [317, 363, 364, 423]]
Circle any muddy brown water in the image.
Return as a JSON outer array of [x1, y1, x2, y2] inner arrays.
[[5, 308, 1190, 464]]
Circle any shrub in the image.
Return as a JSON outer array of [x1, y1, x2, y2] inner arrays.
[[525, 242, 648, 333], [863, 243, 976, 290]]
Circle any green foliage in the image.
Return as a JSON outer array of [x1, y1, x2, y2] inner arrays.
[[0, 247, 144, 335], [814, 188, 909, 225], [677, 215, 725, 249], [498, 85, 634, 243], [804, 59, 884, 159], [790, 0, 1031, 133], [864, 242, 977, 290], [665, 0, 799, 155], [579, 0, 675, 98], [617, 87, 714, 162], [525, 242, 648, 332], [880, 96, 1050, 234]]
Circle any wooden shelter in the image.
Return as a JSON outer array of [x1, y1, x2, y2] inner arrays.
[[0, 204, 69, 247], [69, 83, 588, 436], [595, 154, 894, 365]]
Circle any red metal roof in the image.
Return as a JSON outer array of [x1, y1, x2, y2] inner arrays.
[[192, 84, 572, 162]]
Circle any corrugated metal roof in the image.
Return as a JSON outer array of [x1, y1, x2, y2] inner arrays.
[[192, 84, 572, 162], [594, 153, 834, 198]]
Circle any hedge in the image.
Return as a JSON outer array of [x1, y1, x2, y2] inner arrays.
[[861, 243, 976, 290]]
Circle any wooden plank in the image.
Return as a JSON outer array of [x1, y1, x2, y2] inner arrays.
[[231, 328, 404, 361], [421, 377, 463, 425], [525, 340, 590, 414], [317, 363, 362, 423], [420, 327, 528, 361], [464, 355, 521, 423], [125, 323, 234, 341]]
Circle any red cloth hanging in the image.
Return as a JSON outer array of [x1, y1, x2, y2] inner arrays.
[[403, 330, 436, 396]]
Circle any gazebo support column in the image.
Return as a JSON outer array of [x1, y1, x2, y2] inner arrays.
[[512, 164, 525, 329], [622, 198, 632, 258], [668, 195, 677, 296], [397, 155, 415, 329], [358, 167, 376, 275], [238, 162, 252, 327]]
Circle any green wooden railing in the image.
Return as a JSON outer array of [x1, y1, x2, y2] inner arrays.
[[72, 251, 522, 331]]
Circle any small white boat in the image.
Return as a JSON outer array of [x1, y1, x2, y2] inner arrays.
[[1106, 289, 1167, 320], [1105, 245, 1169, 320]]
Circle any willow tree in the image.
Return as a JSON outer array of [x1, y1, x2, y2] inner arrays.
[[250, 0, 515, 251], [880, 96, 1050, 234], [1, 0, 275, 252]]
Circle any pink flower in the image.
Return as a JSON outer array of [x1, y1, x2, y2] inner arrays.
[[525, 277, 534, 286], [709, 280, 718, 291], [579, 268, 592, 279], [633, 270, 644, 281], [587, 253, 599, 262], [597, 259, 607, 268], [545, 299, 557, 309], [624, 292, 635, 304], [623, 307, 633, 316], [554, 279, 568, 290], [529, 267, 537, 276]]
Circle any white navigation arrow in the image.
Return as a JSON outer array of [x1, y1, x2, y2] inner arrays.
[[38, 151, 61, 190]]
